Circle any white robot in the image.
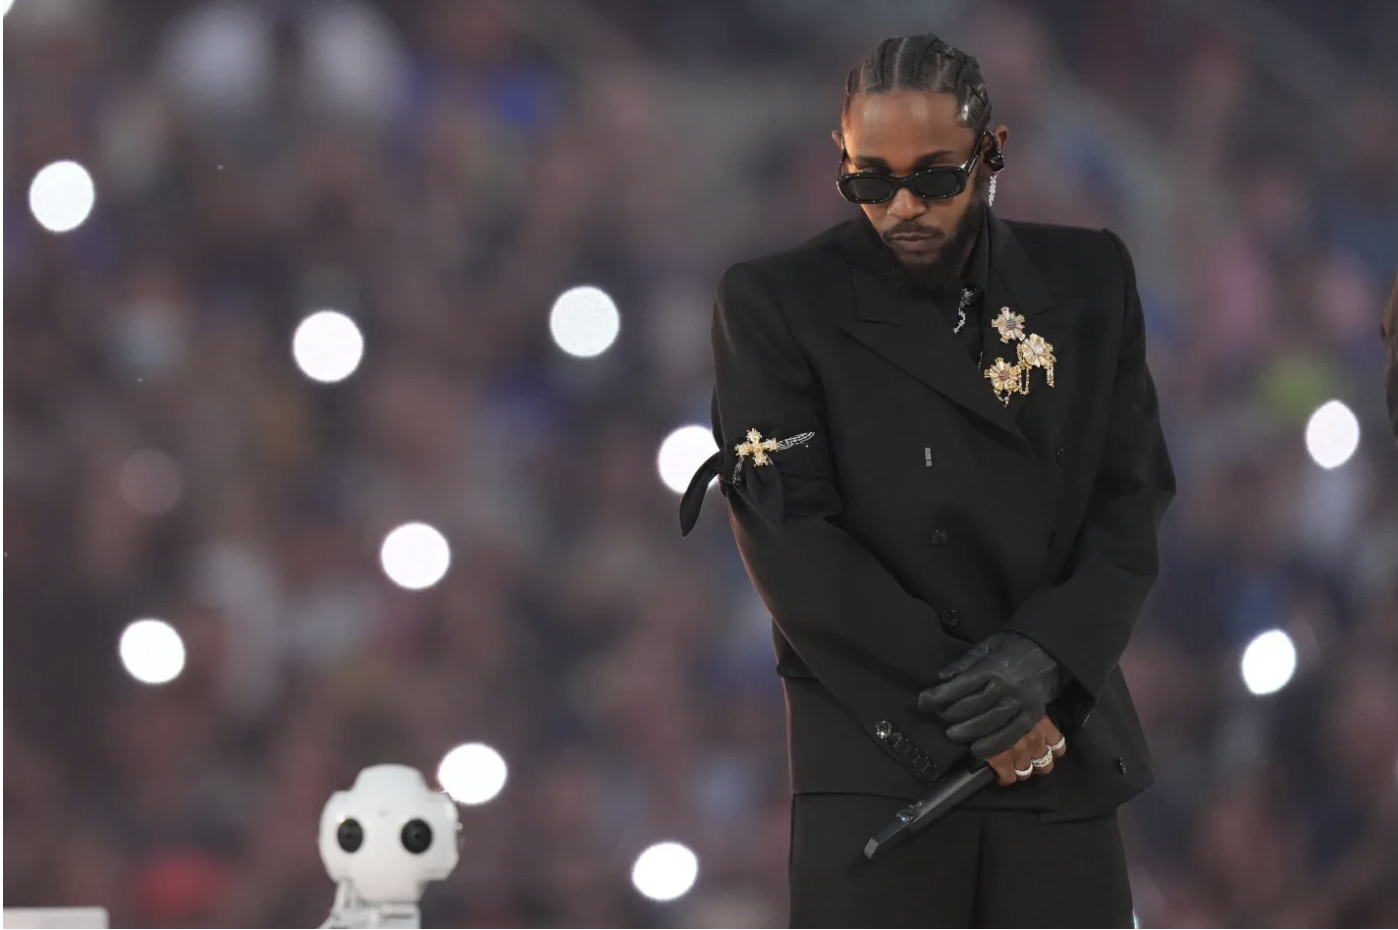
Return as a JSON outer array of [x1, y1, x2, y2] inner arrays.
[[319, 765, 460, 929]]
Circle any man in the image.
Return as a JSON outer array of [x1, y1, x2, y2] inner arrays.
[[679, 33, 1174, 926]]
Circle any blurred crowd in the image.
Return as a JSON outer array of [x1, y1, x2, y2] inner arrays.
[[4, 0, 1397, 927]]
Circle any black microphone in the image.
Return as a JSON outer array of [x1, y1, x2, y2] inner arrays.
[[863, 763, 996, 860]]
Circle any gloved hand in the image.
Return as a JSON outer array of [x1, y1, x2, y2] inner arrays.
[[917, 631, 1065, 761]]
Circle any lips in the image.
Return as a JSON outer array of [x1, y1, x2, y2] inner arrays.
[[886, 229, 943, 243]]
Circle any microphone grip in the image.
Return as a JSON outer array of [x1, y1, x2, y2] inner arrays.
[[863, 764, 996, 860]]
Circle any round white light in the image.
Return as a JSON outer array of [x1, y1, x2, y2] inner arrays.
[[437, 743, 508, 805], [119, 449, 185, 515], [28, 160, 96, 233], [119, 619, 186, 685], [631, 841, 699, 902], [657, 425, 719, 495], [379, 522, 451, 590], [292, 310, 364, 383], [549, 285, 621, 358], [1304, 400, 1360, 469], [1240, 629, 1297, 696]]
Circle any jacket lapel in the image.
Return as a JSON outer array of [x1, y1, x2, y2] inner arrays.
[[838, 215, 1075, 447], [841, 265, 1026, 444], [981, 217, 1080, 447]]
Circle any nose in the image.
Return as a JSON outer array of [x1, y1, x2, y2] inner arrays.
[[886, 187, 926, 221]]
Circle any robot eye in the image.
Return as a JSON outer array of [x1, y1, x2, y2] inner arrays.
[[400, 818, 433, 854], [337, 818, 364, 853]]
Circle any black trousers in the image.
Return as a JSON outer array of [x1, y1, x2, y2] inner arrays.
[[788, 794, 1133, 928]]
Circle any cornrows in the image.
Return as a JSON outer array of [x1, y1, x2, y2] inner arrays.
[[842, 34, 992, 131]]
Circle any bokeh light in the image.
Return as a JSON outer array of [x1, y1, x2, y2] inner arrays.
[[1240, 629, 1297, 696], [657, 425, 719, 495], [118, 449, 185, 515], [119, 619, 186, 685], [28, 160, 96, 233], [631, 842, 699, 902], [549, 285, 621, 358], [379, 522, 451, 590], [292, 310, 365, 383], [437, 743, 508, 805], [1304, 400, 1360, 469]]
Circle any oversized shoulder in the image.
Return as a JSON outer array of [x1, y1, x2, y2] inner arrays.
[[714, 221, 859, 312], [1001, 219, 1136, 301], [1003, 221, 1145, 357], [738, 219, 856, 278]]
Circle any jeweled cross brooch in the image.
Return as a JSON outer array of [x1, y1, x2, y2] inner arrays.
[[735, 428, 780, 466], [735, 428, 816, 467]]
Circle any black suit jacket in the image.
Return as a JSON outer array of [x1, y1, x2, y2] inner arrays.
[[681, 213, 1176, 822]]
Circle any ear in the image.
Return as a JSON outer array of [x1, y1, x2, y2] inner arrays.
[[991, 124, 1009, 162], [831, 129, 844, 150]]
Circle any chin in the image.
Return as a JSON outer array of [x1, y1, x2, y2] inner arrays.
[[893, 250, 943, 270], [889, 243, 945, 264], [896, 252, 940, 267]]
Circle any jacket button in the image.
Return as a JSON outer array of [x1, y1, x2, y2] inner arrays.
[[875, 721, 893, 740], [941, 608, 960, 627], [1047, 531, 1057, 549], [1115, 758, 1127, 774], [929, 529, 949, 547], [1055, 447, 1065, 464]]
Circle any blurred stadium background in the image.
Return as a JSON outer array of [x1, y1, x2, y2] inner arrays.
[[4, 0, 1397, 926]]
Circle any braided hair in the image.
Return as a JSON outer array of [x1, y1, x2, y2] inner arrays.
[[842, 34, 992, 132]]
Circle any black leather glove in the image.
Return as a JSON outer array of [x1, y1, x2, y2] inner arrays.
[[917, 631, 1065, 760]]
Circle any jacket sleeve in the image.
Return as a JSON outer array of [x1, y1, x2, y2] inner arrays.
[[1005, 230, 1176, 727], [707, 260, 968, 781]]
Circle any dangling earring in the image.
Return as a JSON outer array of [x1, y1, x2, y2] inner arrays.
[[988, 173, 998, 208]]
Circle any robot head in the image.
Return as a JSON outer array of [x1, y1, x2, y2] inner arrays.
[[319, 765, 460, 904]]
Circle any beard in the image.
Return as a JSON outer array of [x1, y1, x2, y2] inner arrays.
[[875, 171, 990, 298]]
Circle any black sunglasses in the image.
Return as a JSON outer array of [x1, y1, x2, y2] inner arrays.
[[837, 133, 989, 204]]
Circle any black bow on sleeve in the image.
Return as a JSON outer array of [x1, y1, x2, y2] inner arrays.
[[677, 450, 789, 536]]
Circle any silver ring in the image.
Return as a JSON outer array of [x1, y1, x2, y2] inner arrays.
[[1030, 750, 1054, 768], [1013, 765, 1034, 778], [1049, 737, 1066, 752]]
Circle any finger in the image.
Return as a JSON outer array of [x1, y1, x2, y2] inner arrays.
[[1037, 717, 1067, 757], [1007, 740, 1034, 782], [919, 670, 992, 712], [1022, 728, 1053, 777], [986, 750, 1018, 787], [969, 710, 1036, 761], [936, 643, 990, 682], [1022, 726, 1048, 763], [945, 701, 1020, 743], [937, 683, 1005, 725]]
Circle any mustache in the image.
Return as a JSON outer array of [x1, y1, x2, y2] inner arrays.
[[883, 222, 944, 240]]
